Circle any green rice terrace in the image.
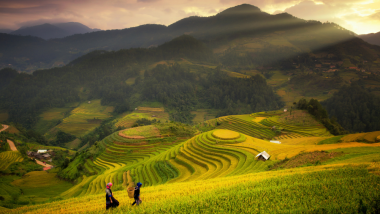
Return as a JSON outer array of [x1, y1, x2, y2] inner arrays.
[[2, 111, 380, 213]]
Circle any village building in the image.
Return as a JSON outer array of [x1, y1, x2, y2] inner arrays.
[[283, 108, 287, 112], [270, 140, 281, 144], [42, 153, 51, 159], [256, 151, 270, 161], [37, 150, 47, 153]]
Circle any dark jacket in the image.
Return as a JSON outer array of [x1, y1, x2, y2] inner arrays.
[[105, 188, 112, 204], [134, 187, 140, 199]]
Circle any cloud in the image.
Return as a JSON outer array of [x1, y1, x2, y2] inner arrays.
[[163, 8, 172, 14], [0, 0, 379, 34], [137, 0, 161, 2]]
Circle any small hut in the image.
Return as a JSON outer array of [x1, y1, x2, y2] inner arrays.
[[42, 153, 51, 159], [256, 151, 270, 161], [37, 150, 47, 154]]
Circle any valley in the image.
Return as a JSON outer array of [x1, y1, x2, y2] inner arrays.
[[1, 111, 380, 213], [0, 3, 380, 213]]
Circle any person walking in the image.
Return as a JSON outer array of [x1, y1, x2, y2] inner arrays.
[[105, 183, 119, 210], [131, 182, 142, 206]]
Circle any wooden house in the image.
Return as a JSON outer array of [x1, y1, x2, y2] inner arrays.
[[256, 151, 270, 161]]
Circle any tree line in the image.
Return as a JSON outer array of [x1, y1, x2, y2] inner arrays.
[[321, 82, 380, 133]]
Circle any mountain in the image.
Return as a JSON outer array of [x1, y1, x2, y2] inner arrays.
[[11, 23, 70, 40], [10, 22, 100, 40], [358, 31, 380, 46], [0, 29, 13, 34], [0, 3, 378, 73], [53, 22, 100, 35]]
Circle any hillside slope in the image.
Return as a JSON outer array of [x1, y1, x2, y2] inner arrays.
[[358, 31, 380, 46], [3, 112, 380, 213], [1, 4, 376, 72]]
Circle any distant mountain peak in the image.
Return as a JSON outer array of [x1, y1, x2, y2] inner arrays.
[[217, 4, 261, 16], [10, 22, 100, 40]]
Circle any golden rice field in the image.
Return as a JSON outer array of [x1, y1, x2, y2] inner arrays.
[[54, 100, 114, 137], [341, 131, 380, 143], [3, 111, 380, 213], [115, 108, 169, 128], [0, 151, 23, 171], [4, 165, 380, 214]]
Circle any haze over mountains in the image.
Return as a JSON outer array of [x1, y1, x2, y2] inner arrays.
[[0, 4, 364, 72], [9, 22, 101, 40], [359, 31, 380, 46]]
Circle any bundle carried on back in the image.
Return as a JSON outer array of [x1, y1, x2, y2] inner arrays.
[[127, 187, 135, 198]]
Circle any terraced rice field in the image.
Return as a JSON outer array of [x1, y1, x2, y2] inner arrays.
[[59, 128, 277, 197], [54, 100, 114, 136], [60, 125, 366, 197], [5, 165, 380, 214], [215, 115, 276, 140], [4, 109, 380, 213], [341, 131, 380, 143], [0, 151, 23, 171], [115, 107, 169, 128]]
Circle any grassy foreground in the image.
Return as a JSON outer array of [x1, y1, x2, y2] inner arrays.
[[3, 165, 380, 213]]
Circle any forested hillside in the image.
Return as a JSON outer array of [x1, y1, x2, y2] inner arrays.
[[0, 35, 283, 129], [322, 83, 380, 133], [2, 4, 377, 72]]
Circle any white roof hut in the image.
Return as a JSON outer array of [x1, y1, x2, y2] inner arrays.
[[256, 151, 270, 161], [37, 150, 47, 153], [270, 140, 281, 144]]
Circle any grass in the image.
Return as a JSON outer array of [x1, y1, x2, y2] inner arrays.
[[125, 77, 136, 85], [64, 138, 81, 150], [318, 135, 344, 145], [54, 100, 114, 137], [0, 151, 23, 171], [191, 109, 216, 124], [5, 110, 380, 212], [40, 108, 71, 120], [11, 171, 74, 203], [5, 166, 380, 213], [341, 131, 380, 143], [115, 108, 169, 128], [27, 143, 76, 154], [122, 125, 160, 138], [277, 110, 322, 126], [0, 110, 8, 122], [212, 129, 240, 140]]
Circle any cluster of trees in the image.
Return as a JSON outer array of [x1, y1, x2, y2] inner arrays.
[[322, 83, 380, 133], [297, 98, 347, 135], [78, 118, 124, 149], [0, 35, 214, 129], [139, 64, 284, 123], [132, 118, 159, 127], [50, 131, 76, 147]]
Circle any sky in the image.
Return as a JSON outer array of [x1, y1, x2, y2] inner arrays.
[[0, 0, 379, 35]]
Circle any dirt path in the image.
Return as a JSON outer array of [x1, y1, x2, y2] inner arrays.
[[1, 124, 53, 170], [7, 139, 17, 151], [0, 125, 17, 151], [35, 159, 53, 170], [0, 124, 9, 132]]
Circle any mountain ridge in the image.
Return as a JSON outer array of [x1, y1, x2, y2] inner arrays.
[[0, 3, 374, 73], [10, 22, 100, 40], [358, 31, 380, 46]]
